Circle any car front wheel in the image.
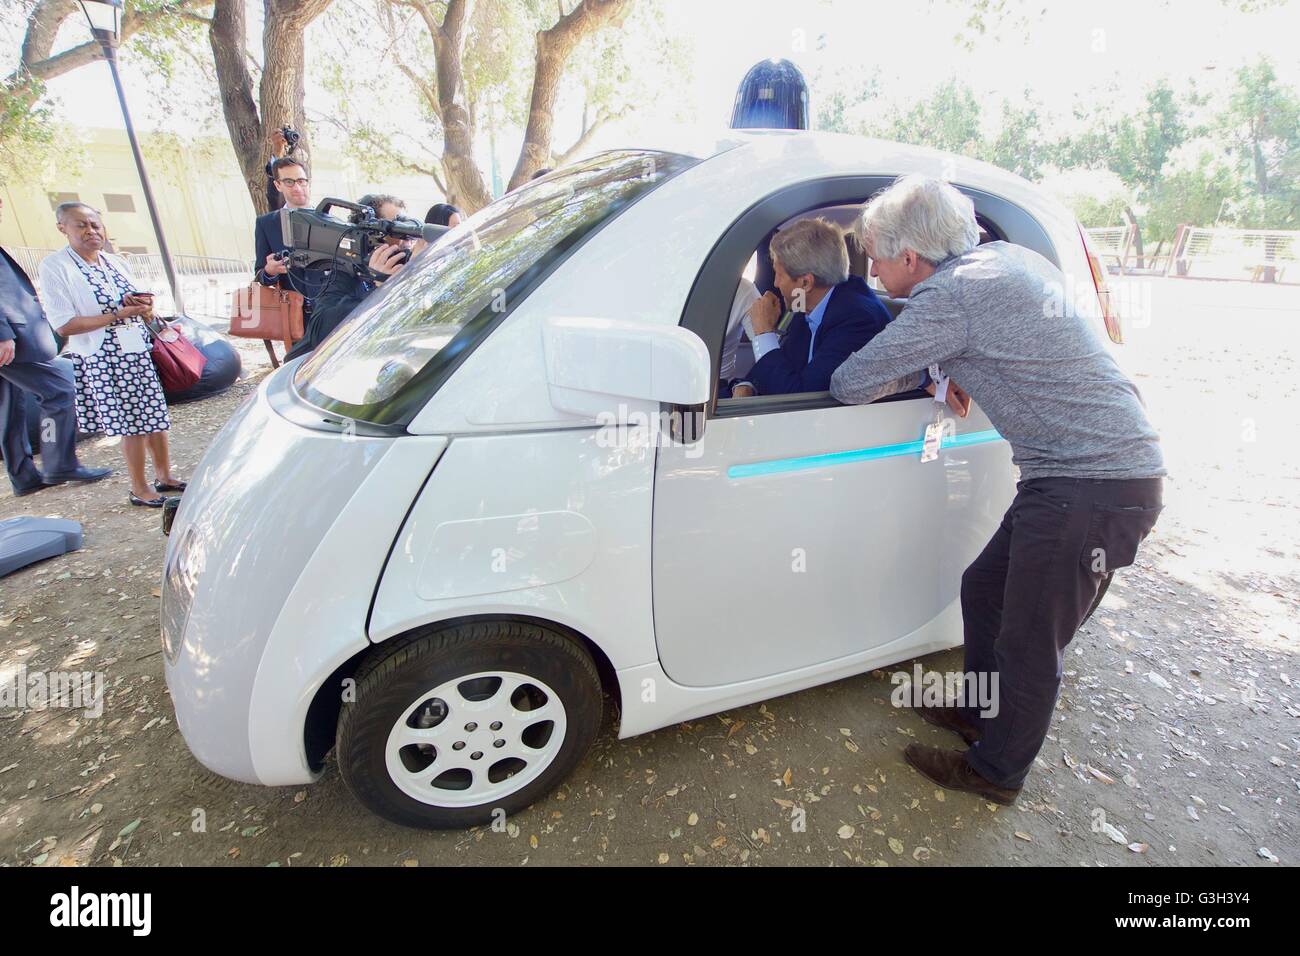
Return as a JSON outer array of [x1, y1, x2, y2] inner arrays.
[[336, 621, 603, 829]]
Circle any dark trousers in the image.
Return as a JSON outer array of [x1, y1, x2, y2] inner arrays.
[[960, 475, 1163, 788], [0, 359, 79, 493]]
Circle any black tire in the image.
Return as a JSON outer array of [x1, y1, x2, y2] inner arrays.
[[336, 621, 602, 830]]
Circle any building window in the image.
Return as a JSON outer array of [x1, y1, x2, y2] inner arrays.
[[48, 192, 80, 209], [104, 193, 137, 213]]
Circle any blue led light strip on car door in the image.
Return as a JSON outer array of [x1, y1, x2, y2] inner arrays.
[[727, 429, 1004, 479]]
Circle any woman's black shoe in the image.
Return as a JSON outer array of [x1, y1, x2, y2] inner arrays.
[[153, 480, 187, 493], [129, 492, 166, 508]]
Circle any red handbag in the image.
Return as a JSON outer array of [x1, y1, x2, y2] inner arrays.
[[145, 319, 207, 392]]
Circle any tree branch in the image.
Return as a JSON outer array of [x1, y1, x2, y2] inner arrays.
[[7, 0, 208, 90], [507, 0, 631, 190], [553, 105, 626, 165], [396, 61, 444, 124]]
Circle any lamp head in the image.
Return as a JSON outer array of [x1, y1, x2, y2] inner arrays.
[[78, 0, 123, 48]]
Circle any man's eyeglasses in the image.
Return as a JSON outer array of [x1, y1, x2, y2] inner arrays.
[[277, 177, 310, 187]]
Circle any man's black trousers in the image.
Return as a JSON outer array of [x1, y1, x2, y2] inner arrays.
[[959, 475, 1163, 789]]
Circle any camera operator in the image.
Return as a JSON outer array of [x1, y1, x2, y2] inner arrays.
[[284, 194, 421, 362]]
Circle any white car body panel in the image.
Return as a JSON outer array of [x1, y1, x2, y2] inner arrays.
[[247, 434, 448, 784], [370, 428, 660, 673], [651, 401, 1012, 688], [163, 375, 446, 784]]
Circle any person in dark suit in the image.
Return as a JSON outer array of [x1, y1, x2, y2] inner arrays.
[[727, 217, 893, 397], [253, 157, 328, 307], [0, 202, 111, 496]]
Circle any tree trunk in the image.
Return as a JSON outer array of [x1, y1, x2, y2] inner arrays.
[[428, 0, 493, 212], [207, 0, 334, 214], [210, 0, 266, 213], [506, 0, 631, 192]]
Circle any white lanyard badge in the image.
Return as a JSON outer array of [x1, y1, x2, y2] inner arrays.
[[921, 364, 951, 463]]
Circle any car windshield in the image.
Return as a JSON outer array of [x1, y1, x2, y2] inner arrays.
[[293, 149, 700, 426]]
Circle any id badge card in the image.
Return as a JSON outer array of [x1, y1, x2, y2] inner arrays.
[[922, 414, 944, 463], [922, 365, 950, 463], [114, 323, 149, 354]]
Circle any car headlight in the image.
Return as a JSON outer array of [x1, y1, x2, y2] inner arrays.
[[160, 525, 204, 664]]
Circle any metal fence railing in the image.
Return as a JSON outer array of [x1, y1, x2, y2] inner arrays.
[[1084, 225, 1139, 273], [123, 252, 254, 278], [11, 246, 254, 324], [9, 247, 59, 277], [1168, 226, 1297, 282]]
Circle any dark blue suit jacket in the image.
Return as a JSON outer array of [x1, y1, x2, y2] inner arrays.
[[746, 275, 892, 396], [0, 246, 58, 364]]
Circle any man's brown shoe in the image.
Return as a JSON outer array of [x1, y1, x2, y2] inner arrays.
[[911, 703, 982, 745], [903, 743, 1021, 805]]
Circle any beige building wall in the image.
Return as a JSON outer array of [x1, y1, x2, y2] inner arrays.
[[1, 127, 450, 264]]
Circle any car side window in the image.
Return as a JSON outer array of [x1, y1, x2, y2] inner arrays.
[[681, 176, 1050, 419], [718, 202, 904, 406]]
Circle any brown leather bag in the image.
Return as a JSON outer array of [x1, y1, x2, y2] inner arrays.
[[228, 282, 305, 368]]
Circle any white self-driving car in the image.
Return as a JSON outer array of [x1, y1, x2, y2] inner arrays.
[[162, 131, 1124, 829]]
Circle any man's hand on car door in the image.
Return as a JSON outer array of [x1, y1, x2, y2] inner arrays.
[[927, 378, 971, 418]]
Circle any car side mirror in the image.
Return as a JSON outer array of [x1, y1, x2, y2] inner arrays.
[[542, 317, 711, 440]]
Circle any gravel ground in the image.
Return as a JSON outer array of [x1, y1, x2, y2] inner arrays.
[[0, 276, 1296, 867]]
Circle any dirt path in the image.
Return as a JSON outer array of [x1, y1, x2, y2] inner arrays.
[[1, 279, 1296, 867]]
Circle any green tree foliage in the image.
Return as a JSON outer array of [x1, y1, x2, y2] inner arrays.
[[1142, 153, 1241, 239], [1216, 59, 1300, 227], [836, 77, 1050, 181], [1063, 81, 1198, 195], [1067, 193, 1131, 229], [1, 0, 210, 185]]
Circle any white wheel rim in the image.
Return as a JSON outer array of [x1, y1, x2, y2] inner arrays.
[[384, 670, 568, 809]]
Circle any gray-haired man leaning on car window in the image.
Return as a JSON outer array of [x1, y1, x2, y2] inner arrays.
[[830, 175, 1165, 806]]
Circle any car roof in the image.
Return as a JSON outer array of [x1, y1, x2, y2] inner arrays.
[[608, 127, 1078, 244]]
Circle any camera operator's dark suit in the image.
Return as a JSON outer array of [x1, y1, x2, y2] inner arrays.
[[284, 267, 379, 362], [0, 245, 81, 493]]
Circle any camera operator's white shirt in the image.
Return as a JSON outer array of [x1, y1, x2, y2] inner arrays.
[[37, 248, 141, 356]]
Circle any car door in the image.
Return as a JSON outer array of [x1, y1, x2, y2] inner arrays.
[[650, 177, 1017, 688]]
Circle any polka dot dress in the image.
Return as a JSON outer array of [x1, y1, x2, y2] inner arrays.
[[64, 250, 171, 438]]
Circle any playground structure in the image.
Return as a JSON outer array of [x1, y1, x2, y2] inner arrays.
[[1085, 224, 1296, 283]]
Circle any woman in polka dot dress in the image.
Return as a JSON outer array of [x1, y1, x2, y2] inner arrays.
[[37, 203, 185, 508]]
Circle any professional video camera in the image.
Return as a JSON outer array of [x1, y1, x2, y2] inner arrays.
[[279, 198, 448, 277]]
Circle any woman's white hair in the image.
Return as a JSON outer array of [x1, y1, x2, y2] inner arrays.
[[770, 217, 850, 288], [857, 175, 979, 265]]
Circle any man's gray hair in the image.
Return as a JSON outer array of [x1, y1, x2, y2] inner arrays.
[[55, 201, 99, 223], [857, 175, 979, 265], [770, 217, 849, 288]]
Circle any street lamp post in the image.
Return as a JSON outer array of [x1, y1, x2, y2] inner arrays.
[[77, 0, 186, 316]]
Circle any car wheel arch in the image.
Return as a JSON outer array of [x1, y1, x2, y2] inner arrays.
[[303, 613, 622, 771]]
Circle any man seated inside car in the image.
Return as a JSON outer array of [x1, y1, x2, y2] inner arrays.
[[724, 217, 892, 398]]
